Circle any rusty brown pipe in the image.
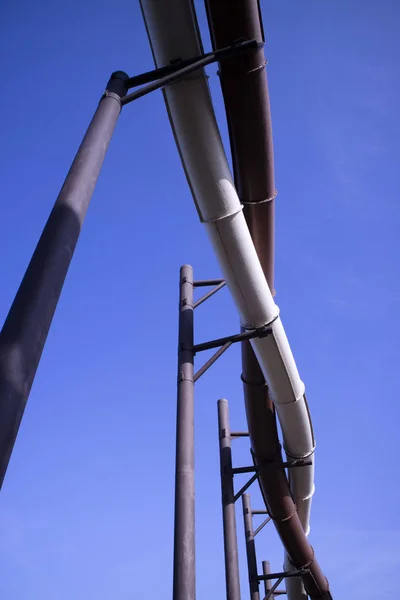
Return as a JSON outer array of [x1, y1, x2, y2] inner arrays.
[[204, 0, 331, 597]]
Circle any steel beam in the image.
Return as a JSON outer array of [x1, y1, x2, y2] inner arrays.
[[173, 265, 195, 600]]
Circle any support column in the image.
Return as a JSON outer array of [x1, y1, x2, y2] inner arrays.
[[0, 71, 129, 488], [218, 399, 241, 600], [262, 561, 274, 600], [242, 493, 260, 600], [173, 265, 195, 600]]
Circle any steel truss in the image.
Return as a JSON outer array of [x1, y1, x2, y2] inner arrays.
[[0, 38, 310, 600]]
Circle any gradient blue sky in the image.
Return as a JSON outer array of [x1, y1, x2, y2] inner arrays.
[[1, 1, 399, 598]]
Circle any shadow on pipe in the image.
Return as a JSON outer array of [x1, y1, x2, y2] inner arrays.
[[0, 72, 128, 489]]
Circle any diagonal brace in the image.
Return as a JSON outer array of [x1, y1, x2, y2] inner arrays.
[[191, 325, 272, 354], [254, 516, 271, 537], [193, 281, 226, 309], [121, 40, 260, 106], [233, 471, 259, 503]]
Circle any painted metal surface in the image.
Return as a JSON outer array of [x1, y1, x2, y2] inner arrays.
[[139, 0, 331, 597], [174, 265, 195, 600], [242, 493, 260, 600], [218, 399, 241, 600], [204, 0, 321, 596], [0, 72, 128, 489]]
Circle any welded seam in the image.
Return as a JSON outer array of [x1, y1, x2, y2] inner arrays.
[[241, 189, 278, 205]]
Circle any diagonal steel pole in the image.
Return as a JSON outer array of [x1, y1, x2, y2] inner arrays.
[[0, 71, 129, 488]]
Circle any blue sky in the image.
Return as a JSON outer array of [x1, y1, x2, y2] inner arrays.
[[1, 0, 399, 598]]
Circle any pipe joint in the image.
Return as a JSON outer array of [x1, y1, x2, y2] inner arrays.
[[240, 310, 280, 332], [200, 203, 243, 223], [241, 189, 278, 206], [268, 502, 297, 524], [284, 445, 316, 462]]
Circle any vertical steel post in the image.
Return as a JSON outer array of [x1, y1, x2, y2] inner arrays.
[[262, 561, 274, 600], [173, 265, 195, 600], [218, 399, 241, 600], [242, 493, 260, 600], [0, 71, 129, 489]]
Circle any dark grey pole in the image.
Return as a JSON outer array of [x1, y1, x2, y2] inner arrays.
[[0, 71, 129, 489], [218, 399, 241, 600], [262, 561, 274, 600], [242, 493, 260, 600], [173, 265, 195, 600]]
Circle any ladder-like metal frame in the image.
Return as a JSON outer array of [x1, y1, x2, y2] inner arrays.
[[176, 267, 310, 600]]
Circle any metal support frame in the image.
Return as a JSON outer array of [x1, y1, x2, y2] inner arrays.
[[0, 33, 308, 599], [262, 561, 287, 599], [174, 266, 195, 600], [0, 70, 129, 488], [215, 399, 281, 600], [173, 270, 274, 600], [0, 38, 260, 490], [222, 407, 293, 600], [218, 399, 241, 600], [121, 39, 260, 106], [258, 570, 305, 600], [243, 493, 260, 600], [262, 562, 274, 600]]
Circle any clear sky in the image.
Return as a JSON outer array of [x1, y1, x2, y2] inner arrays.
[[1, 0, 399, 598]]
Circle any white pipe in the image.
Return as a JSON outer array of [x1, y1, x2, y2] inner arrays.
[[140, 0, 315, 595]]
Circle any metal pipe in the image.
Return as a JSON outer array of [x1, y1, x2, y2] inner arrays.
[[126, 43, 258, 89], [139, 0, 331, 597], [218, 399, 241, 600], [204, 1, 331, 597], [0, 71, 128, 489], [173, 265, 195, 600], [242, 493, 260, 600], [262, 561, 274, 600]]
